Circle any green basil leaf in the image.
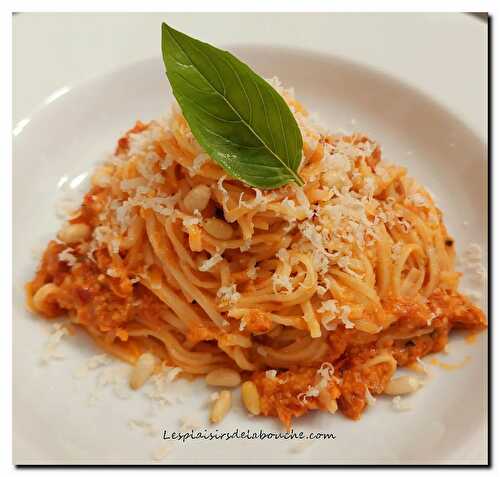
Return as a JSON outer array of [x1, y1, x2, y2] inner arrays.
[[161, 23, 304, 189]]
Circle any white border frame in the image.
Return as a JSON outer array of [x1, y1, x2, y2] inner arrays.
[[4, 1, 496, 475]]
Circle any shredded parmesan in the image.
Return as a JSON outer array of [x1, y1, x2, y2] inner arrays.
[[152, 444, 173, 462], [58, 248, 77, 267], [318, 300, 338, 314], [106, 267, 120, 278], [318, 300, 339, 331], [365, 388, 377, 406], [408, 193, 427, 207], [298, 362, 335, 403], [217, 175, 229, 211], [392, 395, 412, 412], [265, 369, 278, 380], [340, 305, 355, 329], [391, 242, 403, 262], [272, 273, 293, 294], [128, 419, 159, 437], [239, 188, 269, 209], [427, 312, 437, 327], [73, 354, 112, 378], [199, 252, 223, 272], [217, 283, 241, 305], [316, 284, 327, 296], [41, 323, 70, 364], [181, 209, 202, 229]]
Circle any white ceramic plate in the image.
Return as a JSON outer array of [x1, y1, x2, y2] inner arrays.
[[13, 44, 488, 464]]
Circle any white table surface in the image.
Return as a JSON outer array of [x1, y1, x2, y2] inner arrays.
[[13, 12, 487, 141]]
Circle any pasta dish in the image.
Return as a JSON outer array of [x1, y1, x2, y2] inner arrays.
[[26, 78, 486, 428]]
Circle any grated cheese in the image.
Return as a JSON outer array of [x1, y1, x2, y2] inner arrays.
[[408, 193, 427, 208], [152, 444, 173, 462], [318, 300, 339, 331], [427, 312, 437, 327], [181, 209, 202, 229], [298, 363, 335, 403], [340, 305, 355, 329], [41, 323, 70, 364], [415, 357, 429, 376], [217, 175, 229, 211], [85, 363, 131, 405], [365, 388, 377, 406], [210, 392, 220, 402], [216, 283, 241, 305], [239, 239, 252, 252], [265, 369, 278, 380], [391, 242, 403, 262], [392, 395, 412, 412], [272, 273, 293, 294], [189, 153, 209, 176], [143, 366, 182, 408], [199, 252, 223, 272], [73, 354, 112, 378], [239, 188, 269, 209], [106, 267, 120, 278], [316, 284, 327, 296], [298, 386, 320, 402], [58, 248, 77, 267], [318, 300, 338, 314], [165, 366, 183, 382]]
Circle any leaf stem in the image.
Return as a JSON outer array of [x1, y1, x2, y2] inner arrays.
[[292, 172, 305, 187]]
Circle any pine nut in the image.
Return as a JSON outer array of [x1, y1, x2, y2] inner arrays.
[[33, 283, 59, 311], [384, 376, 421, 396], [210, 389, 232, 423], [206, 368, 241, 387], [58, 223, 91, 244], [241, 381, 260, 415], [203, 218, 233, 240], [184, 184, 211, 213], [129, 352, 156, 390]]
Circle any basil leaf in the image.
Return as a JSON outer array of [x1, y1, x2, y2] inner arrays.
[[161, 23, 304, 189]]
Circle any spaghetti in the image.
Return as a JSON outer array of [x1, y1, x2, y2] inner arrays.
[[26, 78, 486, 427]]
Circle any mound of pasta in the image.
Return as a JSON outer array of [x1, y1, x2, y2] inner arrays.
[[27, 78, 486, 427]]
